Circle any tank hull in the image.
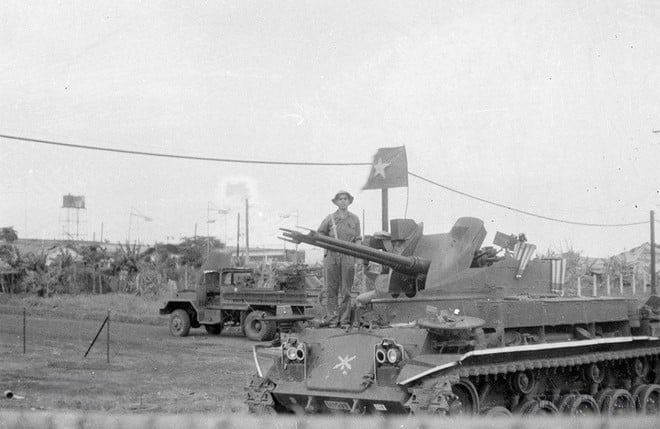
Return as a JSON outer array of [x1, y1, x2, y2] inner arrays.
[[247, 325, 660, 415]]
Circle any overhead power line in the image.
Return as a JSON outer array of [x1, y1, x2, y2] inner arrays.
[[2, 132, 650, 227], [408, 171, 648, 227], [0, 134, 370, 166]]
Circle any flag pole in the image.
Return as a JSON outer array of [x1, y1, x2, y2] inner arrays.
[[381, 189, 389, 232]]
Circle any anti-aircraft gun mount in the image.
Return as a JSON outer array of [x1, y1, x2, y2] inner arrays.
[[281, 217, 501, 299], [246, 217, 660, 416]]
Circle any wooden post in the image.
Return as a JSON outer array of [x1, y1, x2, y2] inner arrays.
[[381, 189, 389, 232], [106, 310, 110, 364], [23, 308, 26, 354], [644, 272, 648, 293], [651, 210, 656, 295], [592, 275, 597, 297], [236, 213, 241, 261], [577, 277, 582, 297], [606, 275, 611, 296], [245, 199, 250, 263], [632, 274, 636, 295], [619, 275, 623, 294]]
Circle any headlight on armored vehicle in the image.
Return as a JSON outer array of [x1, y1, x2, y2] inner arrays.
[[295, 344, 306, 361], [282, 337, 306, 363], [375, 346, 387, 364], [374, 338, 404, 366], [286, 346, 298, 361], [386, 347, 402, 364]]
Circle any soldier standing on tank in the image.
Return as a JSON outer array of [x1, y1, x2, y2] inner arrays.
[[318, 190, 361, 328]]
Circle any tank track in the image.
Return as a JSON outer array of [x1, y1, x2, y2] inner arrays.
[[457, 345, 660, 378], [407, 342, 660, 416]]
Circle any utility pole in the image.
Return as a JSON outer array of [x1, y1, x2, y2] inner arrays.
[[245, 199, 250, 264], [127, 209, 132, 243], [651, 210, 656, 295], [236, 213, 240, 261], [206, 202, 211, 258]]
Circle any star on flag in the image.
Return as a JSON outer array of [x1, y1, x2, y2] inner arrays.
[[372, 158, 390, 178], [363, 146, 409, 190]]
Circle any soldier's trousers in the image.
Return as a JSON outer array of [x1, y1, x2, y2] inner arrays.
[[324, 252, 355, 325]]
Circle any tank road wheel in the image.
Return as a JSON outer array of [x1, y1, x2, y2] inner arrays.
[[597, 388, 636, 416], [629, 357, 650, 379], [204, 323, 223, 335], [509, 370, 536, 395], [595, 388, 614, 410], [244, 311, 277, 342], [558, 394, 600, 416], [583, 363, 605, 384], [169, 309, 191, 337], [516, 400, 559, 415], [634, 384, 660, 415], [448, 379, 479, 415], [481, 406, 512, 417]]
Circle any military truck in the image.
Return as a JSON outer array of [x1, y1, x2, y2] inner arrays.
[[159, 250, 314, 341]]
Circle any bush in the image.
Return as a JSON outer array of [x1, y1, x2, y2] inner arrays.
[[1, 237, 222, 297]]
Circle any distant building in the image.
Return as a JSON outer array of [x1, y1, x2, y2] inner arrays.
[[243, 248, 305, 264]]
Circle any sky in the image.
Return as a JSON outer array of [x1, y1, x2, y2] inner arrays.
[[1, 0, 659, 260]]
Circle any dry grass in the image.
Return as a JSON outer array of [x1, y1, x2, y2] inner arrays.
[[0, 293, 165, 325]]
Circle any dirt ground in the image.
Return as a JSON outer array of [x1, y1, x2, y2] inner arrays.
[[0, 310, 259, 414]]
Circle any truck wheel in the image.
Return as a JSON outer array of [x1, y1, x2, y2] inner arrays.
[[243, 311, 277, 341], [169, 309, 191, 337], [204, 323, 223, 335]]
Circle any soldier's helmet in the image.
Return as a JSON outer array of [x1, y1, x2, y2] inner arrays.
[[332, 190, 354, 205]]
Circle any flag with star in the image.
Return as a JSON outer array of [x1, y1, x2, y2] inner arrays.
[[362, 146, 408, 190]]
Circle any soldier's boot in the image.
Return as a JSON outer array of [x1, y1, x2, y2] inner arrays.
[[326, 312, 339, 328]]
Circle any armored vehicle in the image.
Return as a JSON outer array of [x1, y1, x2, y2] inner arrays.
[[160, 250, 314, 341], [246, 217, 660, 415]]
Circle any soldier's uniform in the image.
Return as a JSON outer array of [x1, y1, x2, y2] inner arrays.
[[318, 192, 361, 327]]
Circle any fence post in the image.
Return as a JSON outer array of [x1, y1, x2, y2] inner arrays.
[[606, 275, 611, 296], [632, 275, 636, 295], [592, 275, 597, 297], [23, 307, 26, 354], [107, 310, 110, 364], [619, 276, 623, 294], [577, 277, 582, 297], [644, 272, 648, 293]]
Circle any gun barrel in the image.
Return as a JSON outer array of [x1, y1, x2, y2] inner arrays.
[[280, 229, 430, 275]]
